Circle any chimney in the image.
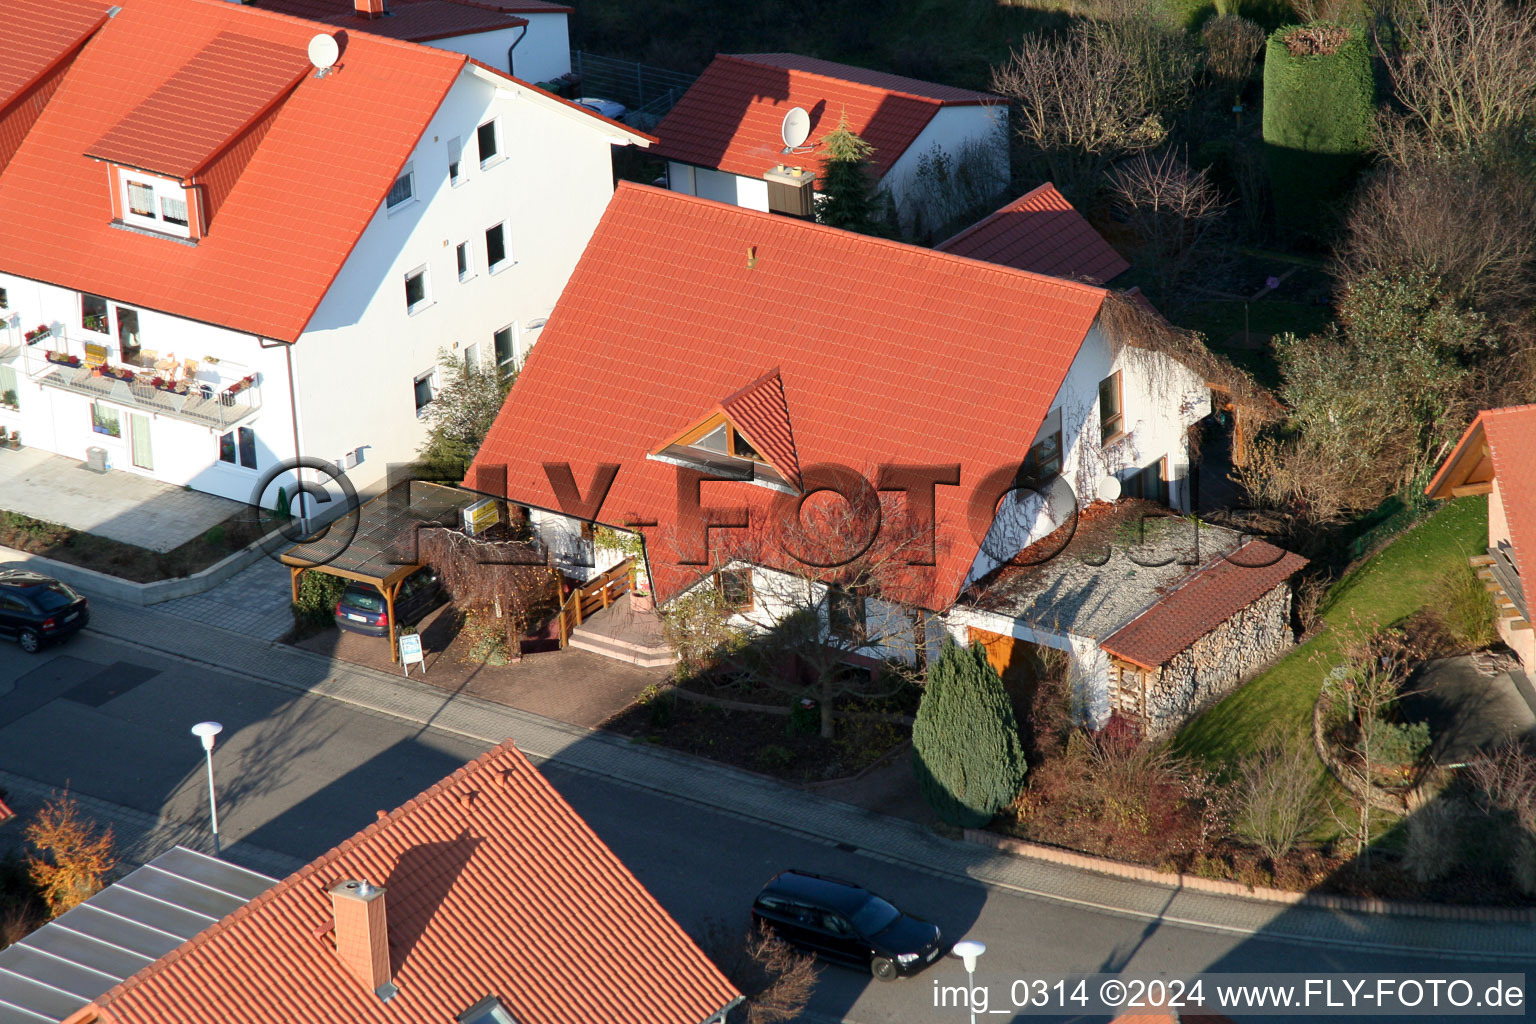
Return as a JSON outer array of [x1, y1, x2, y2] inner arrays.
[[763, 164, 816, 219], [354, 0, 386, 17], [329, 879, 395, 999]]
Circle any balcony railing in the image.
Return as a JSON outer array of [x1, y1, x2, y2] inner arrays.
[[13, 326, 261, 430]]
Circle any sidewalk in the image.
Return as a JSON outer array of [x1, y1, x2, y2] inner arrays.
[[81, 598, 1536, 963]]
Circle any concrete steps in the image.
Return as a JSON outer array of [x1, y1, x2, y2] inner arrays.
[[568, 626, 677, 668]]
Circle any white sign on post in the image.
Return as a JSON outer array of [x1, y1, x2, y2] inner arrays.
[[399, 633, 424, 676]]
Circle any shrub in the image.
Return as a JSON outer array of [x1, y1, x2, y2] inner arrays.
[[1202, 14, 1266, 87], [1261, 23, 1374, 240], [1428, 563, 1498, 649], [1231, 733, 1323, 863], [912, 640, 1028, 827], [1363, 718, 1432, 773], [25, 794, 114, 918], [660, 586, 746, 675], [700, 919, 819, 1024], [290, 569, 348, 629], [1400, 797, 1463, 882]]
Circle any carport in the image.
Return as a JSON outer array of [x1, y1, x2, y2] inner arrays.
[[280, 481, 478, 661]]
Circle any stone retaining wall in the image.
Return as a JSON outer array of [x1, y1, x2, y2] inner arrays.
[[0, 533, 277, 606]]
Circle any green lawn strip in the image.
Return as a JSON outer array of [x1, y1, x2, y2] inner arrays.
[[1173, 497, 1488, 771]]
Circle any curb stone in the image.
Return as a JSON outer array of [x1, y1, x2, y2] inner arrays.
[[964, 829, 1536, 923]]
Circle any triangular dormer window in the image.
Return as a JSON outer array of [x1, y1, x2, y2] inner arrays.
[[651, 368, 802, 491], [85, 32, 312, 240]]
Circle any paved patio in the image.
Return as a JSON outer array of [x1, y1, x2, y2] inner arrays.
[[0, 446, 243, 552], [1403, 654, 1536, 763]]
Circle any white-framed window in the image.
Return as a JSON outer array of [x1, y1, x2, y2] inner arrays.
[[456, 241, 471, 282], [447, 136, 464, 186], [160, 194, 189, 227], [463, 343, 479, 371], [404, 265, 431, 315], [477, 119, 500, 167], [218, 427, 258, 469], [120, 171, 192, 238], [386, 163, 414, 211], [413, 369, 435, 415], [485, 223, 508, 273], [492, 324, 515, 377]]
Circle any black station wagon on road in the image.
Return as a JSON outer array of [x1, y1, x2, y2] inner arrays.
[[0, 570, 89, 653], [751, 869, 945, 980]]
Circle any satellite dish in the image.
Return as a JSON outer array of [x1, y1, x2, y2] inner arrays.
[[1096, 474, 1122, 503], [781, 107, 811, 151], [307, 33, 340, 73]]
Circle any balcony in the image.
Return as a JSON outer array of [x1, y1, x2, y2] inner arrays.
[[13, 326, 261, 430]]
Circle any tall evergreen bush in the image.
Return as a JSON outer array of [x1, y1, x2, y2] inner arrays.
[[1261, 23, 1374, 240], [912, 640, 1028, 827]]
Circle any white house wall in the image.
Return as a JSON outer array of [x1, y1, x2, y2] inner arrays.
[[429, 18, 572, 84], [965, 323, 1209, 588], [882, 104, 1009, 227], [0, 277, 298, 505], [510, 14, 572, 84], [295, 67, 624, 497], [665, 162, 770, 212]]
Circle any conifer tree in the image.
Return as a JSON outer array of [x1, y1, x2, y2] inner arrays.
[[912, 639, 1028, 827], [816, 114, 882, 235]]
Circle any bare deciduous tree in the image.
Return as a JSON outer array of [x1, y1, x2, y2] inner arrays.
[[665, 477, 943, 739], [701, 919, 820, 1024], [415, 526, 555, 658], [1339, 152, 1536, 315], [1106, 150, 1229, 304], [1378, 0, 1536, 154], [991, 19, 1183, 202]]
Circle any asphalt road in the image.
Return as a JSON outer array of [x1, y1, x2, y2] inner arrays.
[[0, 631, 1527, 1024]]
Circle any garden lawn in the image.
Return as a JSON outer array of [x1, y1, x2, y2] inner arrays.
[[1174, 496, 1488, 769]]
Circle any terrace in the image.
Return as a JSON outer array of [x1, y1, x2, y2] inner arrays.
[[4, 324, 260, 430]]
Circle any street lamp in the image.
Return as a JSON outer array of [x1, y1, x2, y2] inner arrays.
[[952, 939, 986, 1024], [190, 721, 223, 856]]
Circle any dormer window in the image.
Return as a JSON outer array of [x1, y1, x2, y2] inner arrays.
[[650, 368, 803, 492], [118, 170, 193, 238]]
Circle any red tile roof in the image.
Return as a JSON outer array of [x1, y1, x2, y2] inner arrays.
[[732, 54, 1000, 105], [718, 368, 802, 489], [1100, 540, 1308, 669], [0, 0, 466, 342], [80, 742, 740, 1024], [654, 53, 998, 184], [936, 182, 1130, 283], [87, 32, 312, 178], [468, 183, 1109, 609], [1428, 405, 1536, 619], [249, 0, 551, 43], [0, 0, 112, 113]]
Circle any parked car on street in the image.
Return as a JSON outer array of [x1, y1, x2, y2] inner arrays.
[[750, 869, 945, 980], [0, 570, 89, 653], [574, 96, 628, 122], [333, 566, 442, 637]]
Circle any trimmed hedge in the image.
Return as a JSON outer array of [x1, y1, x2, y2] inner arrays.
[[1261, 23, 1374, 240]]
